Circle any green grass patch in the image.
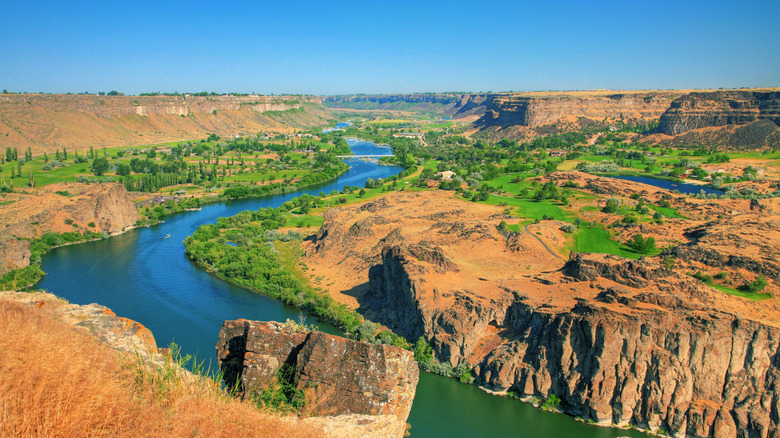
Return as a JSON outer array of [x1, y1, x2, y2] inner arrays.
[[653, 206, 686, 219], [709, 283, 773, 301], [573, 226, 660, 259], [483, 196, 568, 221]]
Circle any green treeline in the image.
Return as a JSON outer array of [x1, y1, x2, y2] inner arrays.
[[0, 230, 107, 290]]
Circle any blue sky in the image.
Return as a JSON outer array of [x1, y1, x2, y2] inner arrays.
[[1, 0, 778, 95]]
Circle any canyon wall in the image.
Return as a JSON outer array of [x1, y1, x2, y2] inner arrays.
[[323, 93, 494, 118], [657, 91, 780, 135], [0, 182, 138, 274], [217, 319, 418, 437], [368, 247, 780, 437], [475, 92, 679, 129], [0, 94, 329, 154]]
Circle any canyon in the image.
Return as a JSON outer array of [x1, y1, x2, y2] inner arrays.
[[0, 94, 330, 154], [0, 182, 138, 274], [307, 188, 780, 437]]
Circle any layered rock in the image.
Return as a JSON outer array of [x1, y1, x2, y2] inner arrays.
[[0, 182, 138, 274], [216, 319, 418, 430], [662, 208, 780, 281], [658, 91, 780, 135], [475, 92, 678, 129], [369, 247, 780, 437], [323, 93, 494, 118]]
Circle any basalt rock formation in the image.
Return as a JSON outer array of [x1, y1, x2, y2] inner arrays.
[[370, 248, 780, 437], [0, 290, 159, 357], [0, 182, 138, 274], [310, 191, 780, 437], [323, 93, 494, 118], [216, 319, 418, 436], [658, 91, 780, 136], [474, 92, 679, 131], [0, 94, 328, 154], [662, 203, 780, 282]]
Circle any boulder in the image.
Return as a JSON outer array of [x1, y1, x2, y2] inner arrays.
[[216, 320, 418, 424]]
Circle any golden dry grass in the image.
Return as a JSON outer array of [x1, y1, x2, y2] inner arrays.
[[0, 299, 323, 438]]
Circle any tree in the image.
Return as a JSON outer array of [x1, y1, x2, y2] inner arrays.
[[91, 157, 110, 176], [115, 163, 131, 176], [603, 197, 620, 213], [628, 234, 656, 253], [739, 275, 768, 293]]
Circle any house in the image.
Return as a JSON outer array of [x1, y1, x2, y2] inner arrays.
[[436, 171, 456, 181]]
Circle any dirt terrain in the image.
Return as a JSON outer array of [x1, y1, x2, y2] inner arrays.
[[304, 188, 780, 436], [303, 191, 561, 309], [0, 94, 330, 154], [0, 182, 137, 273]]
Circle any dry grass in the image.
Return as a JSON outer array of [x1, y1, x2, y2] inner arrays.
[[0, 300, 324, 438]]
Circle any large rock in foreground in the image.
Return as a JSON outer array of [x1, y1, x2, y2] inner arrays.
[[217, 320, 418, 426]]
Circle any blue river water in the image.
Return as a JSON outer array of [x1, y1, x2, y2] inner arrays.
[[609, 175, 724, 195], [38, 139, 648, 437]]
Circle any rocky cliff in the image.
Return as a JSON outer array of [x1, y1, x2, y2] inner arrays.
[[216, 320, 418, 437], [0, 94, 330, 154], [474, 92, 679, 131], [0, 182, 138, 274], [307, 190, 780, 437], [323, 93, 494, 118], [658, 91, 780, 135], [370, 249, 780, 437]]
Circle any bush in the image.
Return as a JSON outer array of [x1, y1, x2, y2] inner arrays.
[[541, 394, 562, 411], [739, 275, 768, 292], [603, 197, 620, 213], [560, 224, 577, 233], [627, 234, 656, 253]]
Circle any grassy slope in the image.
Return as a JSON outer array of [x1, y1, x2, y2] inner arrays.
[[0, 298, 323, 438]]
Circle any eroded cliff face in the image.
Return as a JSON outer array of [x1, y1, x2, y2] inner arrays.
[[475, 92, 679, 129], [0, 182, 138, 273], [0, 94, 327, 153], [322, 93, 495, 118], [216, 320, 418, 437], [369, 249, 780, 437], [658, 91, 780, 135]]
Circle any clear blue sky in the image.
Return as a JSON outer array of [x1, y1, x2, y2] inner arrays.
[[1, 0, 778, 95]]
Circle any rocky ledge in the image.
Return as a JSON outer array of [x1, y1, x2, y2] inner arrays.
[[0, 182, 138, 274], [373, 250, 780, 437], [216, 320, 419, 437]]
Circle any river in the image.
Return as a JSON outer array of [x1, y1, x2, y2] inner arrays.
[[609, 175, 724, 195], [38, 139, 647, 437]]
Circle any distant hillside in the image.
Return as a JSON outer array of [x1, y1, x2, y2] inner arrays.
[[0, 94, 335, 154], [323, 93, 494, 118]]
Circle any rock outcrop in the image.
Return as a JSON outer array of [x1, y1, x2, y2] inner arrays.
[[0, 182, 138, 274], [475, 92, 679, 130], [662, 210, 780, 281], [369, 248, 780, 437], [216, 319, 418, 434], [0, 290, 159, 357], [658, 91, 780, 135], [323, 93, 494, 119]]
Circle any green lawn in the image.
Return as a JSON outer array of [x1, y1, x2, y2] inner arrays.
[[653, 206, 686, 219], [574, 225, 659, 259], [484, 196, 568, 221], [709, 283, 773, 301]]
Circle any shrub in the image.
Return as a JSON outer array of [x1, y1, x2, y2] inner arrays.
[[541, 394, 562, 411], [560, 224, 577, 233], [603, 197, 620, 213], [739, 275, 768, 293], [627, 234, 656, 253]]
